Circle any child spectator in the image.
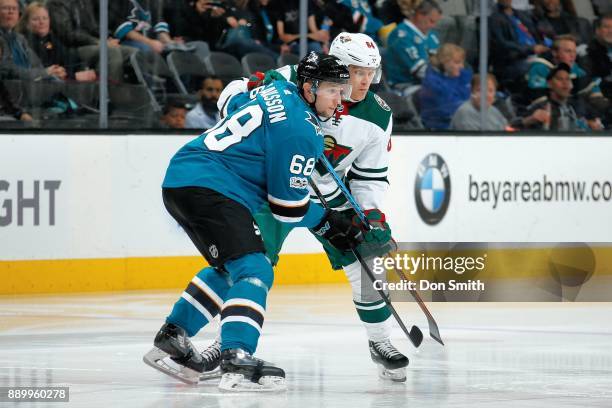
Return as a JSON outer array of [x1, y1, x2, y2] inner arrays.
[[419, 43, 471, 129], [160, 99, 188, 129]]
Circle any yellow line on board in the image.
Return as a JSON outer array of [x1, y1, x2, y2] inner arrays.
[[0, 254, 342, 295], [2, 246, 611, 295]]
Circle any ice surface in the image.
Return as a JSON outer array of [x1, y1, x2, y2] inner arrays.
[[1, 285, 611, 407]]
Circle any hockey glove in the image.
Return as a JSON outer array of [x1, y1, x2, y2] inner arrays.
[[352, 209, 397, 258], [313, 210, 364, 252], [246, 70, 286, 90], [263, 70, 286, 84], [247, 71, 265, 90]]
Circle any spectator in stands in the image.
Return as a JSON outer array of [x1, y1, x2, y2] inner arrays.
[[527, 34, 608, 123], [586, 13, 612, 101], [110, 0, 182, 54], [276, 0, 329, 54], [532, 0, 591, 47], [167, 0, 227, 45], [19, 2, 96, 82], [312, 0, 360, 41], [185, 75, 223, 130], [419, 43, 471, 130], [489, 0, 549, 92], [217, 0, 280, 59], [524, 63, 599, 130], [451, 74, 510, 131], [592, 0, 612, 17], [385, 0, 442, 89], [377, 0, 403, 25], [160, 99, 188, 129], [331, 0, 384, 41], [0, 0, 59, 80], [46, 0, 134, 84], [0, 47, 32, 122], [249, 0, 290, 56]]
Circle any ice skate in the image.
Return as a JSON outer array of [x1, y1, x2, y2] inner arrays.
[[143, 323, 221, 384], [369, 339, 409, 382], [218, 348, 286, 392]]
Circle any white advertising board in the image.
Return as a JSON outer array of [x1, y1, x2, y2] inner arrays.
[[1, 135, 610, 261]]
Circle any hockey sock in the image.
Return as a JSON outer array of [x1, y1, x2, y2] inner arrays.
[[166, 267, 229, 337], [220, 253, 273, 354]]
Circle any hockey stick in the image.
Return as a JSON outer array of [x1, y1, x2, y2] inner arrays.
[[309, 179, 423, 348], [317, 156, 444, 346]]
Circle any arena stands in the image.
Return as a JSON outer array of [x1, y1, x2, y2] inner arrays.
[[0, 0, 609, 131]]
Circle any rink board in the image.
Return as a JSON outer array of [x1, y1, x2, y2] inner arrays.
[[1, 134, 611, 294]]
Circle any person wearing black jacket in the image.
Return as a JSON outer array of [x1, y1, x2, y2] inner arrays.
[[46, 0, 135, 83], [489, 0, 549, 91], [532, 0, 591, 46], [585, 13, 612, 100]]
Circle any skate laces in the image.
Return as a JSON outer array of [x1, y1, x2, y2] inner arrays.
[[374, 340, 401, 358], [201, 340, 221, 363]]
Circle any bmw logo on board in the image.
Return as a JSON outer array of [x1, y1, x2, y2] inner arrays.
[[414, 153, 451, 225]]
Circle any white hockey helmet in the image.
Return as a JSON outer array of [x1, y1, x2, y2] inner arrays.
[[330, 32, 382, 84]]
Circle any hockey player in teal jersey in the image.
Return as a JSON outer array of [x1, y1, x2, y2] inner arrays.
[[183, 33, 410, 383], [145, 52, 362, 391]]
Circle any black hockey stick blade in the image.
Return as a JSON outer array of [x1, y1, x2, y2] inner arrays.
[[409, 286, 445, 346], [353, 249, 423, 348], [388, 264, 444, 346]]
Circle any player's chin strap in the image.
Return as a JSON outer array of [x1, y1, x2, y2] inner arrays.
[[316, 155, 445, 346]]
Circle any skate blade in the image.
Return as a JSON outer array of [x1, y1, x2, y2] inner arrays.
[[377, 365, 406, 383], [143, 347, 215, 385], [218, 373, 286, 392]]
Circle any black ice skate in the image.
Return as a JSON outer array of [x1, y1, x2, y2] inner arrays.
[[218, 348, 286, 391], [142, 323, 221, 384], [369, 339, 409, 382]]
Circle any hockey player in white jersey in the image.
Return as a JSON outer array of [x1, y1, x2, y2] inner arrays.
[[215, 33, 409, 382]]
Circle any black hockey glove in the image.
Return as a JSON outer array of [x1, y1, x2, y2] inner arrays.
[[313, 210, 364, 252]]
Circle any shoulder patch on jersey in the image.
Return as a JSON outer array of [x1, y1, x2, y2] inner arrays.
[[348, 91, 393, 132], [374, 94, 391, 111]]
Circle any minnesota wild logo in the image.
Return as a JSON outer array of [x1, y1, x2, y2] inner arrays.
[[315, 135, 353, 174]]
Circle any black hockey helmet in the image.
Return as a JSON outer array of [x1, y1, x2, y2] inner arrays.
[[297, 52, 351, 91], [296, 52, 351, 120]]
